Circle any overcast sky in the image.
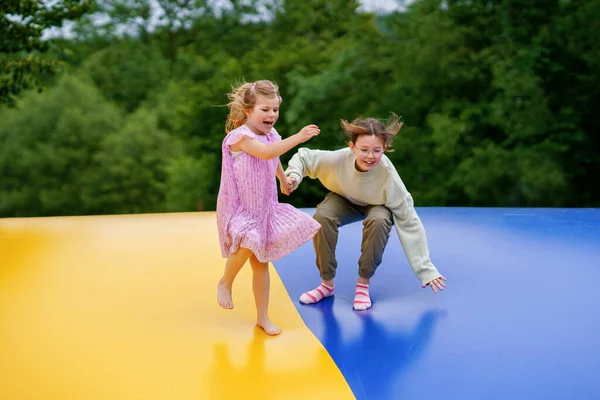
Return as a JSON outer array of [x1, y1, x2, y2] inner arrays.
[[41, 0, 405, 39], [360, 0, 404, 12]]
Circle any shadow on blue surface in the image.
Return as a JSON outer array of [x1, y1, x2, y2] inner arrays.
[[274, 207, 600, 400], [300, 297, 446, 400]]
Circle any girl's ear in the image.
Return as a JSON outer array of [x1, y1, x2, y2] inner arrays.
[[348, 141, 355, 150]]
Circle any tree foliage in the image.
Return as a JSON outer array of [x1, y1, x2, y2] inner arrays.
[[1, 0, 598, 217], [0, 0, 94, 106]]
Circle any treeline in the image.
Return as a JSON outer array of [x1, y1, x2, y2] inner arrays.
[[1, 0, 599, 218]]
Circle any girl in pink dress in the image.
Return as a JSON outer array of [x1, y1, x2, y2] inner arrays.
[[216, 80, 321, 335]]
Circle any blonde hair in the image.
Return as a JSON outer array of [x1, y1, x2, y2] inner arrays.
[[341, 112, 403, 152], [225, 79, 282, 133]]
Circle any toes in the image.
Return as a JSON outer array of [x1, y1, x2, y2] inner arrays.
[[264, 326, 281, 336], [257, 322, 281, 336], [217, 295, 233, 309], [299, 295, 312, 304], [217, 285, 234, 309], [353, 302, 372, 311]]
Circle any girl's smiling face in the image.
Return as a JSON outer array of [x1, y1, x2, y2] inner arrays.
[[244, 95, 280, 135], [349, 134, 386, 172]]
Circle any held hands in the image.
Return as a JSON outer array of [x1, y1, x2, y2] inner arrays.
[[279, 176, 294, 195], [297, 124, 320, 143], [422, 276, 447, 293], [287, 176, 297, 194], [279, 176, 297, 196], [279, 124, 317, 195]]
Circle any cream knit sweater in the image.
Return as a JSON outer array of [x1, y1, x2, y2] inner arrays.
[[285, 147, 441, 285]]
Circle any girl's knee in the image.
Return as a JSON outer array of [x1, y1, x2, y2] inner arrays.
[[364, 211, 392, 230], [314, 208, 340, 226], [252, 264, 269, 277], [235, 247, 253, 257], [250, 255, 268, 270]]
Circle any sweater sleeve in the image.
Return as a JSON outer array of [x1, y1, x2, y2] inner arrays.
[[284, 148, 331, 188], [385, 175, 441, 285]]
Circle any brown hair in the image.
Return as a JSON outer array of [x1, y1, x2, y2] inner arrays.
[[225, 79, 282, 133], [341, 112, 403, 151]]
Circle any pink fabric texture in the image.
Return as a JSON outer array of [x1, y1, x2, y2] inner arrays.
[[216, 125, 321, 263]]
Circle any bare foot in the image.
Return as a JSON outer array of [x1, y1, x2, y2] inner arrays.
[[217, 280, 233, 309], [257, 318, 281, 336]]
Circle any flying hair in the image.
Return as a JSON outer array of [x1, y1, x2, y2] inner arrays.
[[225, 79, 282, 133], [341, 112, 403, 151]]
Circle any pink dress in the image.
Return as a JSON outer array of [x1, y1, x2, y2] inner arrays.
[[216, 125, 321, 263]]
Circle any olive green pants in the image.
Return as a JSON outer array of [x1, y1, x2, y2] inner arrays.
[[313, 192, 393, 280]]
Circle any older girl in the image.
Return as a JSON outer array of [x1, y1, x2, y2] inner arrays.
[[285, 113, 446, 311]]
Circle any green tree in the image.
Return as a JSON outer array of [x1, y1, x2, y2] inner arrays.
[[0, 74, 122, 217], [81, 108, 183, 214], [165, 154, 219, 212], [83, 40, 170, 112], [1, 0, 599, 216], [0, 0, 94, 106]]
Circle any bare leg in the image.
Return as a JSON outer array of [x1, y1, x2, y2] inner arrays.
[[249, 254, 281, 336], [217, 247, 252, 309]]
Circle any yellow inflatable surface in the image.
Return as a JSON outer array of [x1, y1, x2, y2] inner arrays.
[[0, 213, 354, 399]]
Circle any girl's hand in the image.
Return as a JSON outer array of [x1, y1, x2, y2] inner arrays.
[[422, 276, 446, 293], [297, 124, 320, 143], [279, 177, 293, 195], [286, 177, 297, 193]]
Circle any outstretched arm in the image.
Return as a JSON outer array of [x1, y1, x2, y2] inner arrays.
[[230, 125, 320, 160], [284, 147, 332, 190], [386, 183, 446, 292]]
